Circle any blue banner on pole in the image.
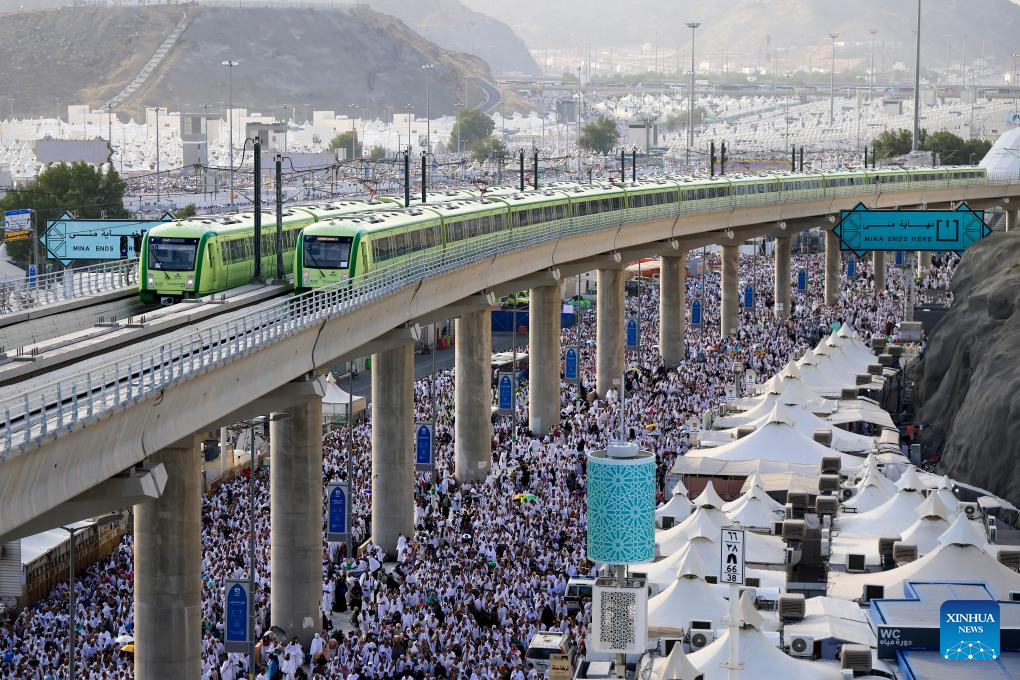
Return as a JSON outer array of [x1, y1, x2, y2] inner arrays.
[[691, 299, 702, 326], [743, 285, 753, 309], [223, 580, 250, 653], [27, 264, 36, 287], [625, 318, 639, 349], [564, 347, 579, 383], [833, 202, 990, 258], [895, 250, 904, 266], [797, 269, 807, 291], [847, 256, 856, 278], [326, 483, 348, 541], [415, 423, 434, 472], [498, 373, 514, 414]]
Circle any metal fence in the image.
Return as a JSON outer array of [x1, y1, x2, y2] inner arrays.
[[0, 260, 138, 315], [0, 176, 1010, 456]]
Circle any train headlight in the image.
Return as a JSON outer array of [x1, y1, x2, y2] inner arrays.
[[147, 275, 155, 287], [303, 271, 310, 283], [186, 277, 195, 289]]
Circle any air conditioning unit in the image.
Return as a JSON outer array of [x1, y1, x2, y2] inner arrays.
[[813, 429, 833, 447], [820, 456, 842, 475], [785, 503, 795, 519], [773, 521, 785, 536], [745, 577, 761, 588], [1009, 591, 1020, 602], [878, 537, 899, 562], [789, 492, 810, 508], [736, 426, 755, 439], [782, 519, 807, 541], [840, 487, 855, 501], [841, 387, 859, 399], [840, 644, 873, 673], [878, 354, 894, 367], [818, 475, 840, 493], [998, 548, 1020, 571], [892, 542, 918, 564], [846, 553, 867, 573], [816, 496, 839, 516], [688, 629, 715, 651], [888, 345, 904, 357], [777, 593, 806, 621], [788, 635, 814, 658], [855, 374, 872, 386], [863, 584, 885, 603], [871, 338, 887, 351], [661, 516, 675, 530], [989, 525, 998, 544], [960, 502, 980, 519], [867, 364, 883, 376]]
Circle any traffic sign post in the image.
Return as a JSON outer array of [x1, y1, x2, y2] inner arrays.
[[27, 265, 36, 288], [797, 269, 807, 291], [414, 422, 434, 472], [223, 579, 251, 653], [497, 373, 514, 414], [691, 299, 702, 327], [625, 318, 639, 349], [326, 483, 349, 542], [42, 211, 172, 265], [847, 256, 856, 279], [720, 528, 746, 585], [743, 285, 754, 310], [564, 347, 579, 383], [833, 202, 990, 258]]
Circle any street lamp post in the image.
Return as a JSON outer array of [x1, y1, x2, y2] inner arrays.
[[912, 0, 922, 151], [60, 514, 122, 680], [828, 33, 840, 125], [686, 22, 700, 167], [576, 65, 582, 176], [222, 60, 239, 209], [870, 29, 878, 102], [421, 64, 434, 155], [406, 104, 413, 153], [785, 73, 792, 152]]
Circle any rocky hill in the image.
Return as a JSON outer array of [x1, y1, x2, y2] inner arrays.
[[916, 232, 1020, 507], [0, 5, 502, 119], [466, 0, 1020, 67], [366, 0, 538, 75]]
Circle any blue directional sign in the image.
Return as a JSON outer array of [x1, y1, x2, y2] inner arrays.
[[833, 202, 990, 258], [895, 250, 904, 266], [691, 299, 702, 326], [847, 256, 856, 279], [42, 211, 172, 265], [743, 285, 754, 309], [625, 318, 639, 349], [797, 269, 807, 291], [27, 265, 36, 287], [498, 373, 514, 414], [326, 483, 349, 541], [564, 347, 579, 383], [3, 208, 31, 233], [415, 423, 434, 472], [223, 580, 250, 653]]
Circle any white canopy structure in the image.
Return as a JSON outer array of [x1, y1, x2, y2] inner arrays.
[[639, 537, 787, 594], [656, 507, 728, 556], [723, 477, 785, 515], [647, 549, 731, 635], [639, 644, 702, 680], [843, 466, 898, 513], [784, 596, 878, 650], [830, 515, 1020, 601], [724, 488, 785, 531], [322, 373, 366, 422], [726, 370, 837, 419], [682, 406, 861, 469], [687, 593, 843, 680], [898, 494, 954, 557], [835, 485, 925, 538], [657, 482, 695, 527], [702, 399, 876, 454]]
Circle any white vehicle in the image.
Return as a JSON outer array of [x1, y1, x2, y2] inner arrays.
[[525, 632, 575, 674]]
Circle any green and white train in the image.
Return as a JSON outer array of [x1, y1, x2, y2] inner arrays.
[[138, 166, 987, 302]]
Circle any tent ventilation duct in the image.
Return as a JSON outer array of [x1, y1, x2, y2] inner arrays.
[[813, 429, 833, 447]]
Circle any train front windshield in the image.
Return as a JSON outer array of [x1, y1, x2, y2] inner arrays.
[[148, 237, 199, 271], [304, 235, 352, 269]]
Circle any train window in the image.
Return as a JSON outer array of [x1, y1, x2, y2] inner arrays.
[[410, 230, 423, 251], [148, 237, 199, 271], [304, 235, 352, 269], [452, 222, 465, 241]]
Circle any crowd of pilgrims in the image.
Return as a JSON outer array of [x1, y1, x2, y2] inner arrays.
[[0, 241, 949, 679]]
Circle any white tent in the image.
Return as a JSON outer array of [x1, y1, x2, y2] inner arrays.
[[657, 482, 695, 527], [702, 400, 876, 454], [726, 370, 837, 419], [843, 466, 898, 513], [835, 486, 925, 537], [723, 478, 785, 515], [725, 492, 785, 531], [687, 593, 843, 680], [647, 549, 731, 635], [322, 373, 366, 422], [683, 406, 861, 469], [639, 644, 702, 680], [639, 537, 788, 593], [656, 507, 728, 556], [899, 494, 954, 557], [830, 515, 1020, 601]]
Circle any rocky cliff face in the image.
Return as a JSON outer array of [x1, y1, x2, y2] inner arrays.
[[916, 232, 1020, 505]]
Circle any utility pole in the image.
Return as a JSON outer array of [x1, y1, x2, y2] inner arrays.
[[912, 0, 922, 151], [686, 22, 700, 167], [222, 60, 238, 209], [829, 33, 840, 125], [155, 107, 161, 205], [275, 154, 283, 280], [253, 138, 262, 281], [421, 64, 434, 155], [870, 29, 878, 102], [576, 65, 582, 176]]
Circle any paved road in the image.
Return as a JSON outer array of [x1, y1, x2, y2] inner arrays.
[[341, 332, 519, 403], [476, 76, 502, 114]]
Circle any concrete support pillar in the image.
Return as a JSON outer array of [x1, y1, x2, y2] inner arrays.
[[270, 392, 323, 647], [371, 344, 414, 555], [720, 244, 739, 337], [659, 253, 687, 368], [824, 229, 841, 306], [1007, 208, 1018, 232], [528, 285, 561, 435], [134, 436, 202, 680], [455, 309, 492, 482], [872, 251, 886, 293], [917, 251, 932, 275], [596, 266, 625, 397], [774, 236, 792, 319]]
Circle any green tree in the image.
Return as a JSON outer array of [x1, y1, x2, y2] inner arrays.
[[172, 203, 197, 220], [872, 128, 926, 161], [449, 108, 495, 153], [579, 116, 620, 155], [664, 107, 707, 132], [0, 162, 128, 267], [470, 135, 507, 164], [368, 145, 388, 161], [925, 131, 992, 165], [328, 131, 362, 159]]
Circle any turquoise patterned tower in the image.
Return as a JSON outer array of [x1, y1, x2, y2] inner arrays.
[[586, 442, 656, 564]]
